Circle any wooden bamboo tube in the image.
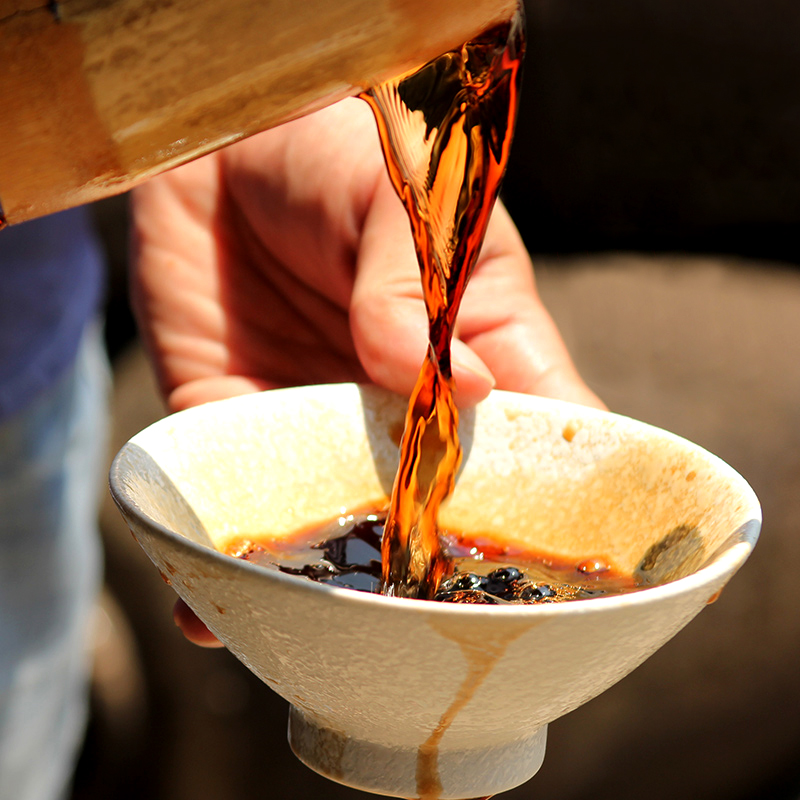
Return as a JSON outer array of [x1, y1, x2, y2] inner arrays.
[[0, 0, 516, 224]]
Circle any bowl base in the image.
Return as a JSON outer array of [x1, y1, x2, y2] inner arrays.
[[288, 705, 547, 799]]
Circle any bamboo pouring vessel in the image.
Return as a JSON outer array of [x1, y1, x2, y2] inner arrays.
[[0, 0, 516, 224]]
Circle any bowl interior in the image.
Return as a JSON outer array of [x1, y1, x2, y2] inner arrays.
[[114, 383, 759, 588]]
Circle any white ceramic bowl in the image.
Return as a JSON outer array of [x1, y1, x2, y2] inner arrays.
[[109, 384, 760, 799]]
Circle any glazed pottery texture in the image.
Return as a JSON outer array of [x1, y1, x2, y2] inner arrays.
[[110, 384, 760, 798]]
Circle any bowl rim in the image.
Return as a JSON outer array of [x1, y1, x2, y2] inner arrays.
[[108, 384, 761, 621]]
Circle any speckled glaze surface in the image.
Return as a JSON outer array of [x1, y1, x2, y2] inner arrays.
[[109, 384, 760, 799]]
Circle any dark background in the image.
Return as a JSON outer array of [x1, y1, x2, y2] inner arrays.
[[78, 2, 800, 799], [504, 0, 800, 263]]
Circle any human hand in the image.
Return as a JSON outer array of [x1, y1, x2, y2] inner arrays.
[[130, 97, 602, 647], [131, 97, 600, 413]]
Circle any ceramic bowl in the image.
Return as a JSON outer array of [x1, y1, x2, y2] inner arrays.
[[109, 383, 760, 799]]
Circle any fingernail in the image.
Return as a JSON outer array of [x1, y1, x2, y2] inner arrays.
[[451, 340, 495, 391]]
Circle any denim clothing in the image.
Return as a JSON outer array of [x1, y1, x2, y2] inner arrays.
[[0, 321, 109, 800], [0, 207, 104, 421]]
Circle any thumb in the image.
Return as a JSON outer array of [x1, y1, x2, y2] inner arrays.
[[350, 178, 496, 406]]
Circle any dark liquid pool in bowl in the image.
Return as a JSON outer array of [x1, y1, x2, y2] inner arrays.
[[224, 509, 642, 605]]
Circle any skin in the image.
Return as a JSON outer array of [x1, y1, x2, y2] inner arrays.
[[131, 97, 603, 646]]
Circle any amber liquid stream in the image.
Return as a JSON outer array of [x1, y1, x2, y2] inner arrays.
[[358, 14, 525, 797], [360, 6, 525, 601]]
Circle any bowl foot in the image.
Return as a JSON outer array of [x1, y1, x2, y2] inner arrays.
[[288, 705, 547, 798]]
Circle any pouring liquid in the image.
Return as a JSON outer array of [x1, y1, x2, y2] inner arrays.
[[360, 5, 526, 600], [362, 21, 529, 793]]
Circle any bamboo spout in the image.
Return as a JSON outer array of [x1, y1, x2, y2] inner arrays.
[[0, 0, 516, 224]]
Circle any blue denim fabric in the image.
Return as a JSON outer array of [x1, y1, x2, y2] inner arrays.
[[0, 322, 109, 800], [0, 207, 105, 422]]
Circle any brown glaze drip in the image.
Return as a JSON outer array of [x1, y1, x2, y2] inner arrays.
[[360, 3, 525, 600], [415, 641, 505, 799], [415, 618, 534, 800]]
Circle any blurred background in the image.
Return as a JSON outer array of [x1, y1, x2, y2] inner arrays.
[[73, 0, 800, 798]]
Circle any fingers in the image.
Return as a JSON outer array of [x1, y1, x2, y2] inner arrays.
[[173, 598, 224, 648], [351, 178, 496, 407], [167, 376, 274, 414], [129, 165, 229, 407], [458, 205, 605, 410], [352, 178, 602, 409]]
